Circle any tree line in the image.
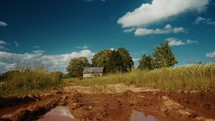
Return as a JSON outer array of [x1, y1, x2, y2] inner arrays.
[[66, 41, 178, 78], [66, 48, 134, 77]]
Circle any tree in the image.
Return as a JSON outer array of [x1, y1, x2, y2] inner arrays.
[[152, 41, 178, 68], [107, 50, 123, 73], [92, 49, 123, 73], [138, 54, 153, 70], [92, 48, 133, 73], [92, 49, 113, 68], [66, 57, 90, 77], [117, 48, 134, 72]]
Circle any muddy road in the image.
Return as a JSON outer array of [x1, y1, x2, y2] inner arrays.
[[0, 84, 215, 121]]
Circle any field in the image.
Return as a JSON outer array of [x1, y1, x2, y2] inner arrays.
[[0, 63, 215, 121]]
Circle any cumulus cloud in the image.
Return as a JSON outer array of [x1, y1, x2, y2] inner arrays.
[[206, 51, 215, 58], [0, 20, 7, 27], [166, 38, 198, 46], [0, 40, 7, 50], [194, 16, 215, 25], [0, 62, 16, 74], [76, 44, 89, 49], [117, 0, 209, 28], [123, 28, 135, 33], [135, 24, 186, 36], [33, 50, 45, 54], [0, 50, 95, 73]]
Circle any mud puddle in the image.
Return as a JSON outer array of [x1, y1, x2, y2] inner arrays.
[[38, 106, 76, 121], [130, 110, 157, 121]]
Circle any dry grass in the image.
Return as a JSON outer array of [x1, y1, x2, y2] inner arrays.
[[0, 67, 63, 96], [65, 62, 215, 92]]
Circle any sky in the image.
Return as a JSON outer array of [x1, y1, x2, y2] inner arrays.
[[0, 0, 215, 73]]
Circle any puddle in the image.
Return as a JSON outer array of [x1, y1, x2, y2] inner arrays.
[[37, 106, 76, 121], [130, 110, 157, 121]]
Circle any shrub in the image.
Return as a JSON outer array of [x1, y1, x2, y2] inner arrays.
[[0, 67, 63, 96]]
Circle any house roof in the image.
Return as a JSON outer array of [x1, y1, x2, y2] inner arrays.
[[83, 67, 104, 74]]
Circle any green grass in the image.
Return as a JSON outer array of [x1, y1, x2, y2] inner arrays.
[[1, 62, 214, 96], [65, 62, 215, 92], [0, 67, 64, 96]]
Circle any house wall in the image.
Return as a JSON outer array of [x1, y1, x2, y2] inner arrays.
[[83, 73, 103, 78]]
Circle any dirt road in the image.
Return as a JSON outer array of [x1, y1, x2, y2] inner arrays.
[[0, 84, 215, 121]]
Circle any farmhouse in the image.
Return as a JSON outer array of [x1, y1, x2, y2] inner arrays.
[[83, 67, 104, 78]]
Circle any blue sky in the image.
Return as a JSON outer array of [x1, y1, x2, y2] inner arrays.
[[0, 0, 215, 73]]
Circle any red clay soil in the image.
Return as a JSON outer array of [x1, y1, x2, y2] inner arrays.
[[0, 90, 215, 121]]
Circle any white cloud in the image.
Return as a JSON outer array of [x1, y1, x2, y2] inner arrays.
[[166, 38, 198, 46], [0, 40, 7, 50], [206, 51, 215, 58], [14, 41, 19, 47], [123, 28, 135, 33], [186, 40, 198, 44], [135, 24, 186, 36], [110, 48, 115, 51], [194, 16, 215, 25], [33, 50, 45, 54], [76, 44, 89, 49], [132, 58, 140, 62], [0, 40, 6, 45], [0, 50, 95, 73], [0, 20, 7, 27], [117, 0, 209, 28]]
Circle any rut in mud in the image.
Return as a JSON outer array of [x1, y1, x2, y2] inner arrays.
[[0, 85, 215, 121]]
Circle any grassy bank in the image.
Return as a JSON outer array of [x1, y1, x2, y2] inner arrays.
[[0, 67, 63, 96], [65, 62, 215, 92]]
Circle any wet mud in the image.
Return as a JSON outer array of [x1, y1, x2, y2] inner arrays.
[[0, 86, 215, 121]]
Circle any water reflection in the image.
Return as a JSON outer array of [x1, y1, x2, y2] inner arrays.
[[130, 110, 157, 121], [37, 106, 76, 121]]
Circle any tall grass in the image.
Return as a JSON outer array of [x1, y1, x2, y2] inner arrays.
[[65, 62, 215, 92], [0, 66, 63, 96]]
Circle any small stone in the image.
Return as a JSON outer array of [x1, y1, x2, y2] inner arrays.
[[88, 105, 92, 110], [61, 95, 67, 101]]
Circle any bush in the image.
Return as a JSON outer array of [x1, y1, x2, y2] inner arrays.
[[0, 67, 63, 96]]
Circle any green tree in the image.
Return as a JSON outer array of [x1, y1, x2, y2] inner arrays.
[[138, 54, 153, 70], [152, 41, 178, 68], [66, 57, 90, 77], [92, 49, 123, 73], [117, 48, 134, 72], [92, 48, 134, 73], [92, 49, 113, 68], [107, 50, 123, 73]]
